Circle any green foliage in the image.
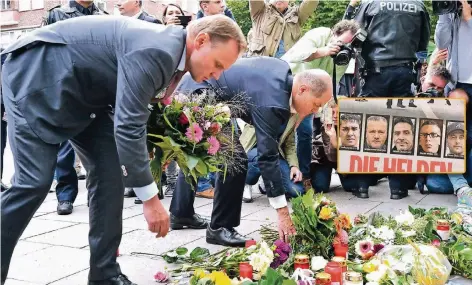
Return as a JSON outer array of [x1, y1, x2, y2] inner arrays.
[[226, 0, 252, 36]]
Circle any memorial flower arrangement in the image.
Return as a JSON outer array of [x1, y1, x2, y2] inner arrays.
[[147, 90, 247, 188], [145, 191, 472, 284]]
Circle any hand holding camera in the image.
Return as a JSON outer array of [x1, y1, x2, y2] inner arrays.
[[166, 16, 181, 26]]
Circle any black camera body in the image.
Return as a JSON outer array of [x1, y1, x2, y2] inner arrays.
[[417, 88, 441, 98], [433, 0, 472, 15], [332, 29, 367, 66]]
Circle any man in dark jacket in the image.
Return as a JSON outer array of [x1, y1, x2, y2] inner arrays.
[[0, 15, 246, 285], [354, 0, 430, 98], [117, 0, 162, 23], [0, 49, 7, 192], [170, 57, 333, 247], [43, 0, 108, 216]]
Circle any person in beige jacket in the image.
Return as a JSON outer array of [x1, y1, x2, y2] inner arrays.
[[247, 0, 319, 58]]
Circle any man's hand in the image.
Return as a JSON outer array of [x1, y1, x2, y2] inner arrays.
[[166, 16, 182, 26], [143, 195, 170, 238], [290, 167, 302, 182], [431, 49, 448, 65], [306, 42, 342, 61], [461, 0, 472, 21], [349, 0, 360, 6], [277, 207, 296, 243]]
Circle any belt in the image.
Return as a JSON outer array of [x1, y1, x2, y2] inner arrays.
[[368, 60, 414, 69]]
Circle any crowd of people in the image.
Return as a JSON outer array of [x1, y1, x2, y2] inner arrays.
[[1, 0, 471, 284]]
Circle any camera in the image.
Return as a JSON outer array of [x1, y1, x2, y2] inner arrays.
[[433, 0, 472, 15], [332, 29, 367, 66], [417, 88, 441, 98]]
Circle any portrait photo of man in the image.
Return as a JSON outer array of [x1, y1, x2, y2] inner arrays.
[[445, 121, 465, 159], [339, 113, 362, 151], [417, 119, 443, 157], [391, 117, 416, 155], [363, 115, 389, 153]]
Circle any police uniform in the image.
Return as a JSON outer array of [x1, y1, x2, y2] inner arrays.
[[43, 0, 107, 25], [354, 0, 430, 98]]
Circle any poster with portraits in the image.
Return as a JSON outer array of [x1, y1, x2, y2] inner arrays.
[[337, 98, 466, 174]]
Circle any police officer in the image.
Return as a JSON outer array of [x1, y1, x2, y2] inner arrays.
[[43, 0, 108, 215], [354, 0, 431, 99]]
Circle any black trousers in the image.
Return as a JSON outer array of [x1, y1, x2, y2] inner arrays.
[[1, 92, 123, 282], [170, 141, 248, 229], [360, 65, 415, 98], [1, 104, 6, 179]]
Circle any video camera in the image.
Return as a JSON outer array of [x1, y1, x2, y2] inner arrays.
[[433, 0, 472, 15], [332, 29, 367, 66]]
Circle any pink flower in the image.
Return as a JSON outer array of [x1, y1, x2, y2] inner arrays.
[[186, 123, 203, 143], [207, 136, 220, 155], [432, 239, 441, 248], [179, 113, 189, 125], [160, 95, 172, 106], [153, 271, 169, 283], [192, 106, 201, 112]]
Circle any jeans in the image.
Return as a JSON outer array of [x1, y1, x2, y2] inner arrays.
[[310, 162, 336, 193], [197, 172, 216, 192], [246, 148, 304, 198], [421, 175, 454, 194], [360, 65, 415, 97], [165, 160, 178, 185], [1, 104, 6, 179], [297, 115, 314, 179], [55, 141, 78, 203]]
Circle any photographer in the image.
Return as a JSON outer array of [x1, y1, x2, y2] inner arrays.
[[282, 19, 360, 189], [435, 0, 472, 144], [353, 0, 431, 98]]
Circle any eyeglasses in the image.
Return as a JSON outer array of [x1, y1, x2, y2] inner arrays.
[[420, 133, 440, 139]]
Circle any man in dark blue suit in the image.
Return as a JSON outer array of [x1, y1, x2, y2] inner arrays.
[[171, 57, 333, 247], [0, 15, 246, 285]]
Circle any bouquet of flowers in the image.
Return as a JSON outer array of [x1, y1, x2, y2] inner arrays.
[[147, 90, 247, 188]]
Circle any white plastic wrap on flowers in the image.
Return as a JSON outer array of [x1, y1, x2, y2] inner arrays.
[[373, 244, 452, 285]]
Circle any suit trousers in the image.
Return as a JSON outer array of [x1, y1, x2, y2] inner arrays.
[[1, 104, 6, 179], [170, 141, 247, 229], [1, 93, 123, 282], [55, 141, 79, 202]]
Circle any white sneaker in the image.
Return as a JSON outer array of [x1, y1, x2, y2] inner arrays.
[[243, 185, 253, 203], [50, 180, 58, 192]]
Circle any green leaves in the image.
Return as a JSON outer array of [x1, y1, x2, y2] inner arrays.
[[190, 247, 211, 262], [176, 247, 189, 256], [459, 248, 472, 261]]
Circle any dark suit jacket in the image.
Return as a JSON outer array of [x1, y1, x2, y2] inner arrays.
[[139, 11, 162, 24], [1, 15, 186, 188], [176, 57, 293, 198]]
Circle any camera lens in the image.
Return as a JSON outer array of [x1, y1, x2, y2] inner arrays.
[[334, 50, 351, 66]]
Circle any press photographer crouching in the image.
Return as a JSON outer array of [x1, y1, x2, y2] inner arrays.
[[281, 19, 361, 190]]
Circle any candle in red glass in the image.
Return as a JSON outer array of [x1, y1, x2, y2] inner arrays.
[[334, 244, 349, 259], [294, 254, 310, 270], [245, 240, 257, 248], [325, 262, 343, 285], [239, 262, 253, 280]]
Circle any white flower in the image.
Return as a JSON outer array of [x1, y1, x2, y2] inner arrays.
[[369, 226, 395, 243], [248, 242, 274, 275], [204, 122, 211, 130], [173, 93, 189, 104], [366, 264, 388, 282], [401, 230, 416, 238], [395, 210, 415, 226], [221, 105, 231, 117], [311, 256, 328, 271]]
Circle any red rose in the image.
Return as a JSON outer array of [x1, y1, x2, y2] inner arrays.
[[178, 113, 189, 125], [354, 216, 361, 225], [432, 239, 441, 247], [208, 122, 221, 135]]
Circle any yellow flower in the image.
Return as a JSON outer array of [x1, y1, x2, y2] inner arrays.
[[194, 269, 206, 280], [209, 271, 231, 285], [319, 206, 333, 220]]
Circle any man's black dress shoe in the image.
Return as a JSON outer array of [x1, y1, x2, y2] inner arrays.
[[390, 189, 408, 200], [353, 188, 369, 199], [171, 213, 209, 230], [88, 274, 137, 285], [57, 201, 73, 215], [206, 227, 252, 247]]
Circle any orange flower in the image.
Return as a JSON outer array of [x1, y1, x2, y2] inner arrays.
[[334, 214, 352, 233]]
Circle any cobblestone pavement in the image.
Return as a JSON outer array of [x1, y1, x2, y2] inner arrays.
[[1, 142, 458, 284]]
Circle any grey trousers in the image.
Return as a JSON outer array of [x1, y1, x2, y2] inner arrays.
[[1, 94, 124, 282]]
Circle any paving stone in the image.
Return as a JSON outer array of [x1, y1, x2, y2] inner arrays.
[[195, 202, 265, 219], [12, 241, 52, 258], [19, 219, 77, 240], [335, 200, 382, 217], [122, 214, 148, 230], [417, 193, 458, 208], [8, 246, 89, 284], [118, 229, 201, 256], [243, 207, 279, 223], [366, 202, 410, 216], [235, 219, 271, 236], [35, 200, 61, 214], [4, 279, 43, 285]]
